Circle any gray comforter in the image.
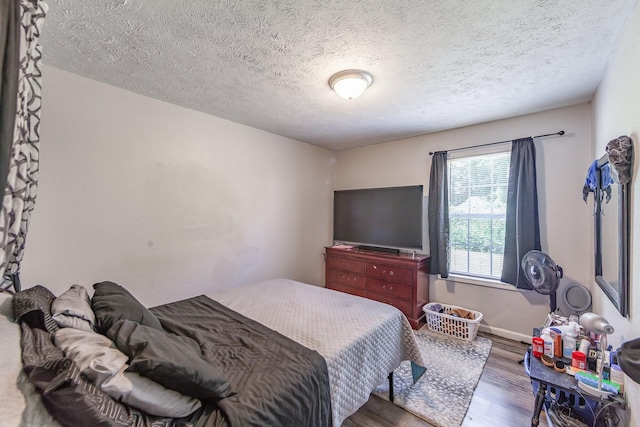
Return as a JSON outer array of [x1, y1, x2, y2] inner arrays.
[[150, 295, 332, 427]]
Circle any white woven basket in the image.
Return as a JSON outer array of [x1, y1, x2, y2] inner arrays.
[[423, 302, 483, 341]]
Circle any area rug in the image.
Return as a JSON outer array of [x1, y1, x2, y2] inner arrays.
[[373, 326, 492, 427]]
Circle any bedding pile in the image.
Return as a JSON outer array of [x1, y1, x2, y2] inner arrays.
[[11, 282, 332, 427]]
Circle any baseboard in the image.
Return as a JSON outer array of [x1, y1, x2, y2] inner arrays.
[[478, 324, 531, 344]]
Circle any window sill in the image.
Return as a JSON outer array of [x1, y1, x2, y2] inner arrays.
[[439, 273, 520, 292]]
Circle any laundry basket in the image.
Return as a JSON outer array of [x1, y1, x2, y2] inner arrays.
[[423, 302, 483, 341]]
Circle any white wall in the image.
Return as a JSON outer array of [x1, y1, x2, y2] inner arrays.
[[593, 1, 640, 424], [20, 67, 335, 306], [336, 104, 593, 340]]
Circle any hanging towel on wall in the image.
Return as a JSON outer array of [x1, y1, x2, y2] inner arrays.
[[582, 160, 612, 203]]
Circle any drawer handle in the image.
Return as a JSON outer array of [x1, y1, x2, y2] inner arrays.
[[389, 271, 394, 276], [373, 265, 377, 269]]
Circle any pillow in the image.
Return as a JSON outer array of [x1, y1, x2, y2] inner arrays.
[[53, 328, 128, 384], [108, 319, 234, 399], [12, 285, 59, 333], [104, 370, 202, 418], [54, 328, 202, 418], [91, 281, 163, 334], [15, 288, 136, 426], [14, 286, 188, 425], [51, 285, 95, 331], [0, 291, 14, 319]]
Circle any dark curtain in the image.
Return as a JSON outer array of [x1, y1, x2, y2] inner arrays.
[[428, 151, 449, 278], [0, 0, 20, 195], [501, 137, 541, 288]]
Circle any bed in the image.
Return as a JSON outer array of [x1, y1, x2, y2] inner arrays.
[[0, 278, 424, 427]]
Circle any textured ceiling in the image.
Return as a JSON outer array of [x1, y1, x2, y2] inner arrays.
[[40, 0, 638, 151]]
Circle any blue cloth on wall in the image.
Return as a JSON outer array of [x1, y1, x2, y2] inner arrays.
[[582, 161, 612, 203]]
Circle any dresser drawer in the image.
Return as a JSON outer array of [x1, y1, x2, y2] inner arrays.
[[366, 291, 413, 316], [328, 282, 366, 298], [329, 269, 366, 289], [366, 262, 413, 284], [367, 278, 413, 300], [328, 256, 365, 274], [325, 247, 430, 330]]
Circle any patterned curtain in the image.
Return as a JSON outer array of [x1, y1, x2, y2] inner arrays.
[[0, 0, 48, 293]]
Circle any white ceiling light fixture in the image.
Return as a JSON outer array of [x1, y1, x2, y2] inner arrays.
[[329, 70, 373, 100]]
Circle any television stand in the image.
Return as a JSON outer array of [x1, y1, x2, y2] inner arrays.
[[357, 245, 400, 255]]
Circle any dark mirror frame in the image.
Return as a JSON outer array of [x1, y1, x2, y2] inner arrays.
[[594, 153, 630, 317]]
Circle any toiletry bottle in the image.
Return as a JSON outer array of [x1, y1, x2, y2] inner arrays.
[[542, 330, 554, 358], [610, 365, 625, 393], [550, 328, 563, 358], [578, 338, 590, 354], [532, 337, 544, 359], [563, 332, 576, 359], [572, 351, 586, 370]]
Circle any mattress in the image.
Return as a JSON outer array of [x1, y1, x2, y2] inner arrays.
[[210, 278, 425, 427]]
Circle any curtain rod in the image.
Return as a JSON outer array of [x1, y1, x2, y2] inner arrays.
[[428, 131, 565, 155]]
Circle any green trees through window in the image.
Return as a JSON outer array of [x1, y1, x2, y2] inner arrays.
[[448, 151, 510, 279]]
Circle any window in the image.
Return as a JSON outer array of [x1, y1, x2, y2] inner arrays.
[[448, 150, 510, 280]]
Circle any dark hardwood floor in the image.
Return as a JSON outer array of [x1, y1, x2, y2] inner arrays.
[[343, 332, 548, 427]]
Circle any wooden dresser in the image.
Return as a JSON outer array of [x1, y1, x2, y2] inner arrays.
[[324, 246, 430, 329]]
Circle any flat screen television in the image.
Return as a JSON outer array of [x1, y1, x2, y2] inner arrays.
[[333, 185, 424, 251]]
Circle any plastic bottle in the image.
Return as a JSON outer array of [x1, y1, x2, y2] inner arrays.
[[610, 365, 625, 393], [572, 351, 586, 370], [579, 338, 590, 354], [532, 337, 544, 358], [542, 330, 554, 358], [550, 328, 563, 358], [563, 332, 577, 359]]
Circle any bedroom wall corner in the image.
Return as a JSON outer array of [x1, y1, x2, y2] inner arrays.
[[20, 67, 336, 306], [592, 1, 640, 424]]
